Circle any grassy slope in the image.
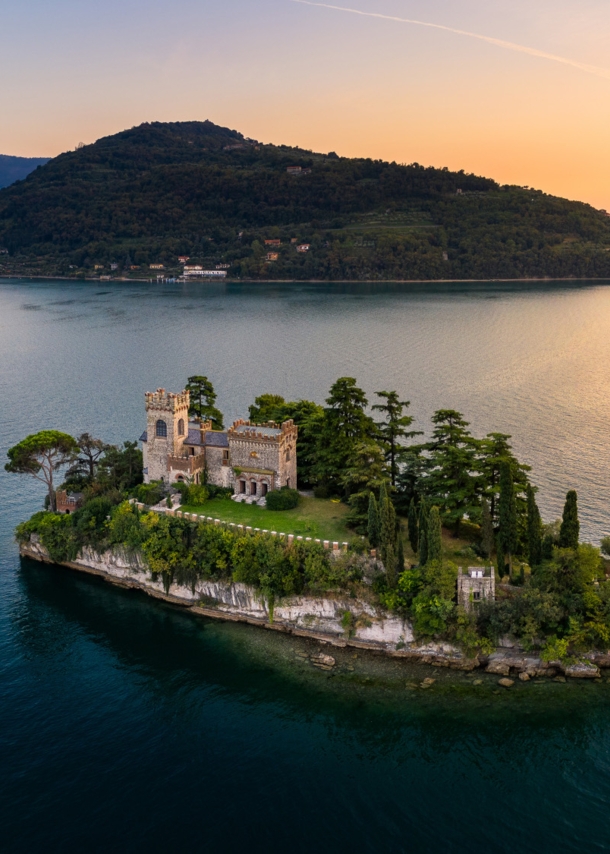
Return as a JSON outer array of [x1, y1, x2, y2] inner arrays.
[[180, 496, 357, 543]]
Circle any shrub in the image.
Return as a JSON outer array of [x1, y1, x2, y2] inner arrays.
[[266, 487, 300, 510], [186, 484, 208, 506], [134, 482, 164, 506]]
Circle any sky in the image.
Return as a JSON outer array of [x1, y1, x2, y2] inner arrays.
[[2, 0, 609, 208]]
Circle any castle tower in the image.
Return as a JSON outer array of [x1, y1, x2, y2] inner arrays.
[[143, 388, 190, 483]]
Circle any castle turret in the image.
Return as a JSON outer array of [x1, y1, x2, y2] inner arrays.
[[143, 388, 190, 483]]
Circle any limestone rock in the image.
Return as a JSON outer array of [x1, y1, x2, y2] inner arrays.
[[310, 652, 336, 670], [486, 658, 511, 676], [472, 679, 483, 686], [519, 672, 530, 682], [553, 675, 567, 683], [498, 678, 514, 687], [565, 662, 600, 679], [421, 677, 436, 688]]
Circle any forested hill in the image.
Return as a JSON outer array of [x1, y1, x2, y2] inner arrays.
[[1, 120, 609, 280], [0, 155, 49, 190]]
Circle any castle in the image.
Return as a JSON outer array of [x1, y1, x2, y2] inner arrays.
[[140, 388, 297, 499]]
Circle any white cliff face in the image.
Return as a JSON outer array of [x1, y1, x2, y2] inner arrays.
[[23, 541, 414, 649]]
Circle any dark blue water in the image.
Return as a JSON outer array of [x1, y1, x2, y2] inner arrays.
[[2, 278, 610, 853]]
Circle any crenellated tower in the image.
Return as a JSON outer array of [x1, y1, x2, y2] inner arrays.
[[143, 388, 190, 482]]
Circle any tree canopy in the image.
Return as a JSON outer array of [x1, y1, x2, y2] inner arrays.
[[6, 431, 78, 511]]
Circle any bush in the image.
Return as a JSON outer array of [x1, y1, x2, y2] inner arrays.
[[186, 484, 208, 506], [313, 485, 329, 499], [134, 482, 164, 506], [266, 487, 300, 511]]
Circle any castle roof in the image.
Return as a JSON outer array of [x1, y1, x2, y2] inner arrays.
[[205, 431, 229, 448]]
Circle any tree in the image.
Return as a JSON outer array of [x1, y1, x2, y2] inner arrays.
[[480, 499, 494, 560], [396, 534, 406, 576], [407, 498, 419, 553], [342, 441, 388, 529], [97, 441, 143, 491], [248, 394, 286, 423], [498, 461, 517, 578], [418, 499, 429, 565], [65, 432, 107, 484], [427, 506, 443, 563], [422, 409, 480, 535], [379, 481, 397, 579], [367, 492, 381, 548], [185, 375, 224, 428], [372, 390, 420, 487], [5, 431, 78, 511], [478, 433, 530, 525], [559, 490, 579, 550], [314, 377, 375, 494], [526, 485, 543, 567]]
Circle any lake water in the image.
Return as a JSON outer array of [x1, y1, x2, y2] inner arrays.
[[2, 278, 610, 852]]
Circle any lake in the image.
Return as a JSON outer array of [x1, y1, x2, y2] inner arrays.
[[2, 277, 610, 852]]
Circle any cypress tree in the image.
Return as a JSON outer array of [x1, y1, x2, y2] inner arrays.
[[496, 538, 505, 579], [480, 499, 494, 560], [396, 534, 405, 576], [559, 490, 579, 550], [380, 484, 397, 569], [427, 505, 443, 563], [418, 499, 429, 566], [367, 492, 381, 548], [498, 461, 517, 578], [526, 485, 543, 567], [407, 498, 419, 553]]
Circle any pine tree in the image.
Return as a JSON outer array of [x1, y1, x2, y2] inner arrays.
[[559, 490, 579, 549], [396, 534, 405, 576], [372, 390, 421, 486], [367, 492, 381, 548], [480, 499, 494, 560], [407, 498, 419, 553], [418, 499, 429, 565], [498, 461, 517, 578], [427, 505, 443, 563], [526, 485, 543, 567]]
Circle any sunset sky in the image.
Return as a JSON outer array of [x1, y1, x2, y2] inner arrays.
[[2, 0, 609, 208]]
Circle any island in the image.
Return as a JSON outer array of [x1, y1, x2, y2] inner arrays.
[[9, 374, 610, 683]]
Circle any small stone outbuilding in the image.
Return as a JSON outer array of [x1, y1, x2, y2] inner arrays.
[[457, 566, 495, 611]]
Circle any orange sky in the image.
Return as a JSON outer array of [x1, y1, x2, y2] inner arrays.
[[2, 0, 609, 208]]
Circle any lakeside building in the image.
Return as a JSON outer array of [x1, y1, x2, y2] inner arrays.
[[140, 388, 297, 498], [457, 567, 495, 611], [182, 269, 227, 278]]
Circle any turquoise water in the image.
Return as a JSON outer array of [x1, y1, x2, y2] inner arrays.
[[2, 278, 610, 852]]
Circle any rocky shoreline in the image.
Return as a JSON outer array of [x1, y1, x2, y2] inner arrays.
[[20, 539, 609, 680]]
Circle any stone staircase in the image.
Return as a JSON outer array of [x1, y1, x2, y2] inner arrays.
[[231, 493, 267, 507]]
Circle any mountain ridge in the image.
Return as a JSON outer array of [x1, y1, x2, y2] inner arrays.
[[0, 120, 609, 280]]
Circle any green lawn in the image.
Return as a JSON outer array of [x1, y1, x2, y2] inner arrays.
[[180, 496, 357, 543]]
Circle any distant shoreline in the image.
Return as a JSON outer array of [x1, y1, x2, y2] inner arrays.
[[3, 274, 610, 285]]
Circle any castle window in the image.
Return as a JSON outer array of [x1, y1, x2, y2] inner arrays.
[[177, 418, 185, 436], [473, 591, 481, 601], [156, 419, 167, 438], [285, 449, 291, 461]]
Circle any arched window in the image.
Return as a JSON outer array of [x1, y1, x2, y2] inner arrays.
[[156, 419, 167, 438], [177, 418, 185, 436]]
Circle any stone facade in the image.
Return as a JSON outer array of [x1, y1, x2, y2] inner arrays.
[[457, 566, 495, 611], [141, 388, 297, 495]]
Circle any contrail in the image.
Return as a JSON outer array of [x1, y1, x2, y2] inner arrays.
[[290, 0, 610, 80]]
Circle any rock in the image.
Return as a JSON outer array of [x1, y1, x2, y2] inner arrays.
[[519, 672, 530, 682], [310, 652, 336, 669], [553, 675, 567, 683], [565, 662, 600, 679], [498, 678, 514, 688], [472, 679, 483, 686], [421, 677, 435, 688], [486, 659, 511, 677]]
